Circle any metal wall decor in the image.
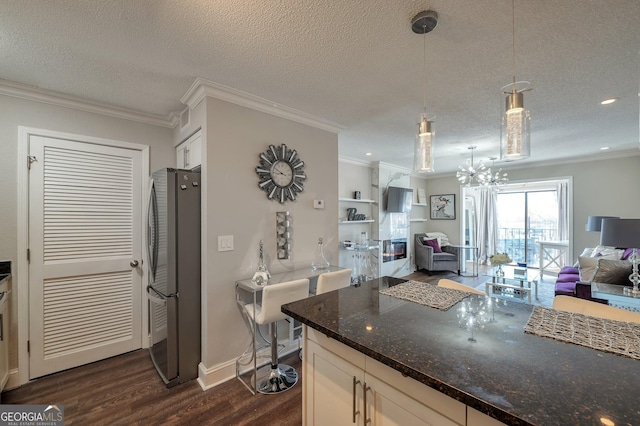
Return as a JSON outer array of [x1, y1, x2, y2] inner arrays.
[[256, 144, 306, 204], [276, 211, 291, 259]]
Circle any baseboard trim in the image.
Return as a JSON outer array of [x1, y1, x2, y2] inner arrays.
[[4, 368, 22, 392], [197, 339, 300, 391]]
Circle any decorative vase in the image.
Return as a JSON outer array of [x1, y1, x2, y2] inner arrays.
[[312, 237, 330, 270], [251, 240, 270, 286], [495, 264, 505, 278]]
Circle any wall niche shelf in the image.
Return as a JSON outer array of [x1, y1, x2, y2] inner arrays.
[[338, 197, 375, 204], [339, 219, 375, 224], [413, 202, 427, 207], [410, 218, 428, 223]]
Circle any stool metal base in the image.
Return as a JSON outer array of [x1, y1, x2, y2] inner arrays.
[[256, 363, 298, 394]]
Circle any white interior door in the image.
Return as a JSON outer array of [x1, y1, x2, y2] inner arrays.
[[28, 135, 143, 379]]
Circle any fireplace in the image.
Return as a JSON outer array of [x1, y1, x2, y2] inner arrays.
[[382, 238, 407, 263]]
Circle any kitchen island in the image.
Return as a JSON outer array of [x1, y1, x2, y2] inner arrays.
[[282, 277, 640, 425]]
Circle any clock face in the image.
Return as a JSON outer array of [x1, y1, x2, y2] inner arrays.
[[256, 144, 306, 204], [271, 160, 294, 187]]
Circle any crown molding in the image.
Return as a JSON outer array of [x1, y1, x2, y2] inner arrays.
[[338, 156, 373, 168], [339, 156, 432, 179], [181, 77, 345, 134], [0, 79, 174, 128]]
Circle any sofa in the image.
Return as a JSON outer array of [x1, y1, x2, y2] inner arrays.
[[554, 247, 634, 300], [414, 233, 461, 275]]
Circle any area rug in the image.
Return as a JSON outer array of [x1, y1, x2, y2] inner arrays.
[[524, 306, 640, 360], [379, 280, 472, 311]]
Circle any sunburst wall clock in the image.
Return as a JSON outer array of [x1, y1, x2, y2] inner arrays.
[[255, 144, 306, 203]]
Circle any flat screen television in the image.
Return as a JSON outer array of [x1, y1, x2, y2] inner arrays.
[[386, 187, 413, 213]]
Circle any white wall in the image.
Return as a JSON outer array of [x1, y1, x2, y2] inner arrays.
[[0, 94, 174, 375], [199, 96, 338, 380]]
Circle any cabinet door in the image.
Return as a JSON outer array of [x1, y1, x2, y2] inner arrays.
[[305, 340, 364, 425], [365, 373, 460, 426], [187, 134, 201, 169], [176, 143, 187, 169], [176, 131, 202, 170], [467, 407, 506, 426]]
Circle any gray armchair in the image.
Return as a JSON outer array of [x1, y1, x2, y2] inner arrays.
[[414, 233, 461, 275]]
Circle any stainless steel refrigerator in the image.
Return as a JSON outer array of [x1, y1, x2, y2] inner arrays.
[[147, 168, 201, 387]]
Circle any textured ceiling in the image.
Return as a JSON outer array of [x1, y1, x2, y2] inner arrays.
[[1, 0, 639, 173]]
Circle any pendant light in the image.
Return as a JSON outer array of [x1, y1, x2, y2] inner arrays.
[[412, 11, 438, 173], [456, 146, 487, 186], [500, 0, 531, 161], [483, 157, 509, 186]]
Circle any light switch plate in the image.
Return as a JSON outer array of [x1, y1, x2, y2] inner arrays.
[[218, 235, 234, 252]]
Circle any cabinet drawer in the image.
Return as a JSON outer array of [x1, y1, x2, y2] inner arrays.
[[306, 326, 366, 370], [365, 353, 466, 425]]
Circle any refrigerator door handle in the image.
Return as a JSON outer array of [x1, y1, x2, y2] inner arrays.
[[147, 179, 159, 283], [146, 285, 167, 307]]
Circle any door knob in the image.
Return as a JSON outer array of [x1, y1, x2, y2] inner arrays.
[[130, 260, 139, 267]]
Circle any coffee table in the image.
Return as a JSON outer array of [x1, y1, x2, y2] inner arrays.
[[484, 266, 539, 304]]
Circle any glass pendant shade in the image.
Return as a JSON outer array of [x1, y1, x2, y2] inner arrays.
[[500, 90, 531, 161], [414, 114, 434, 172]]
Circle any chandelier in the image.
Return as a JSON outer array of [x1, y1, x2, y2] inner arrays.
[[482, 157, 509, 186], [411, 11, 438, 173], [457, 146, 487, 186], [500, 0, 531, 161]]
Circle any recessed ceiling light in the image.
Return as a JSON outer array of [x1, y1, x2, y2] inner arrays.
[[600, 98, 617, 105], [600, 146, 610, 150], [365, 152, 372, 156]]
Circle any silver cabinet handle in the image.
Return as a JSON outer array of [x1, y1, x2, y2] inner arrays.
[[184, 147, 190, 168], [352, 376, 361, 423], [130, 260, 139, 267], [363, 382, 371, 425]]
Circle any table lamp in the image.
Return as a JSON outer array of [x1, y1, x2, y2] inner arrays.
[[585, 215, 619, 232], [600, 218, 640, 295]]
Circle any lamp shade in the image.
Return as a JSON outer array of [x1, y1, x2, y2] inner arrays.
[[585, 215, 619, 232], [600, 219, 640, 248]]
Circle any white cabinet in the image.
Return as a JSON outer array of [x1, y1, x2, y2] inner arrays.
[[467, 408, 508, 426], [176, 130, 202, 170], [304, 327, 464, 426], [305, 339, 364, 425]]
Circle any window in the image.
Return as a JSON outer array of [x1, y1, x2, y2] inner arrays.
[[496, 189, 559, 266]]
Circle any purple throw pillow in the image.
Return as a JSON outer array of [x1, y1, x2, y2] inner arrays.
[[622, 248, 634, 260], [424, 238, 442, 253]]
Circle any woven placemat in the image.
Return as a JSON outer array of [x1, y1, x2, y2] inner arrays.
[[524, 306, 640, 360], [379, 280, 471, 311]]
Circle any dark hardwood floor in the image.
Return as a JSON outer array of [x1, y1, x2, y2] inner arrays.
[[2, 349, 302, 425], [2, 268, 553, 425]]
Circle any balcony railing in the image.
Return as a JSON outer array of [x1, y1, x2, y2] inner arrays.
[[497, 227, 559, 267]]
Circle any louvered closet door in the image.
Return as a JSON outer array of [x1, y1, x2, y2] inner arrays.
[[28, 135, 143, 378]]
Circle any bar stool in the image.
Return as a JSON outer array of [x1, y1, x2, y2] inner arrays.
[[437, 278, 485, 295], [244, 278, 310, 394], [552, 295, 640, 323], [316, 268, 352, 295]]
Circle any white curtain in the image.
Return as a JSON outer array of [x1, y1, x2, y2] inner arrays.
[[557, 181, 569, 241], [477, 187, 498, 264]]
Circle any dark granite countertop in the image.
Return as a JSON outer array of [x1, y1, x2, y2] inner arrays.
[[282, 277, 640, 426]]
